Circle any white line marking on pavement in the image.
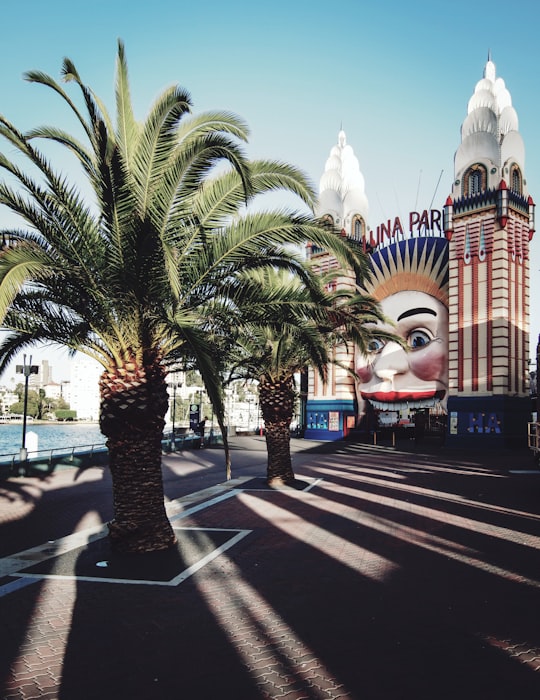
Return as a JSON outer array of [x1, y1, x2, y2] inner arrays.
[[0, 476, 319, 595], [0, 489, 247, 593], [169, 489, 241, 521], [13, 527, 252, 588]]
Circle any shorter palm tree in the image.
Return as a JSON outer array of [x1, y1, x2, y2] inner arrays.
[[224, 267, 393, 486]]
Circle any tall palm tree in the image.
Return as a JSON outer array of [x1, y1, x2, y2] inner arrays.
[[224, 268, 392, 486], [0, 41, 368, 552]]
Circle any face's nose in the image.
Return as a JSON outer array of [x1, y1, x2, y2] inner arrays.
[[374, 342, 409, 379], [377, 368, 397, 382]]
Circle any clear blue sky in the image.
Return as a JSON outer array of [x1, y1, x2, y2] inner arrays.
[[1, 0, 540, 379]]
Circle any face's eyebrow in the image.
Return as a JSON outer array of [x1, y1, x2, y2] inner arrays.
[[397, 307, 437, 322]]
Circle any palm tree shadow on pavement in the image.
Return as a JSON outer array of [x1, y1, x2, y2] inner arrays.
[[57, 529, 262, 700], [0, 471, 111, 699], [251, 451, 540, 699]]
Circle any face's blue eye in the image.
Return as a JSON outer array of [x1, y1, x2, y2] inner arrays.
[[367, 338, 386, 353], [408, 330, 431, 349]]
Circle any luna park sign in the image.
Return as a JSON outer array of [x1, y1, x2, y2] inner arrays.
[[370, 209, 444, 248]]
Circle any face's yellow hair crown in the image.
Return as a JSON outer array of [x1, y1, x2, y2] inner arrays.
[[362, 238, 449, 305]]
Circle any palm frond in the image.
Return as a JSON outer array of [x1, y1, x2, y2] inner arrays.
[[23, 69, 94, 143], [175, 110, 250, 144], [24, 126, 95, 177], [115, 39, 139, 171]]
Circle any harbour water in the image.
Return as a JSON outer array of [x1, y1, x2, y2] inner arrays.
[[0, 422, 105, 458]]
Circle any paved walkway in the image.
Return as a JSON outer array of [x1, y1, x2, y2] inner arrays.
[[0, 437, 539, 699]]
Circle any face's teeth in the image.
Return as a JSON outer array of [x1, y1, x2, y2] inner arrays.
[[370, 398, 439, 411]]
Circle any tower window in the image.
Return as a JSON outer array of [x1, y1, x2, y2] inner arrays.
[[470, 171, 482, 194], [510, 165, 522, 195], [464, 164, 487, 197], [352, 216, 364, 242]]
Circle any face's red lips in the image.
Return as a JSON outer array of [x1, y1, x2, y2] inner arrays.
[[361, 389, 445, 402]]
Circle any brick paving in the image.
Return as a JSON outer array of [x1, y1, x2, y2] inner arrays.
[[0, 437, 539, 699]]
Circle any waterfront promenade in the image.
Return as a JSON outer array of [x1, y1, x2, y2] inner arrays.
[[0, 436, 539, 699]]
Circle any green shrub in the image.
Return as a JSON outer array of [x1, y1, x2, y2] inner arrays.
[[55, 409, 77, 421]]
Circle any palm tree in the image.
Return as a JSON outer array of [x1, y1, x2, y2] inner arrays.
[[224, 268, 392, 486], [0, 42, 369, 552]]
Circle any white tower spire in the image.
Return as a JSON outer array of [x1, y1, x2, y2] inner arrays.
[[454, 55, 525, 197], [316, 129, 369, 229]]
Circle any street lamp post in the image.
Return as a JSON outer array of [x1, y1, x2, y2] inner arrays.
[[170, 382, 180, 451], [247, 397, 252, 431], [171, 383, 177, 435], [15, 354, 39, 462], [167, 368, 183, 452]]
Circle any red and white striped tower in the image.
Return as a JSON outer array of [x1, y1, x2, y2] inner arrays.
[[444, 56, 535, 445]]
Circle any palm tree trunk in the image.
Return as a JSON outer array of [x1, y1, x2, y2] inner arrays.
[[106, 433, 175, 552], [99, 360, 176, 553], [259, 377, 296, 486]]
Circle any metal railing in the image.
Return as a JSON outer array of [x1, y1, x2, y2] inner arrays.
[[0, 442, 108, 478], [161, 429, 223, 452], [0, 441, 107, 463], [0, 429, 226, 479]]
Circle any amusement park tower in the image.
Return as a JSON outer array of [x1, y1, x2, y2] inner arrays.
[[444, 55, 535, 446]]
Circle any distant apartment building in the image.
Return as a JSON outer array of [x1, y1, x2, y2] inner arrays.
[[28, 359, 53, 388], [69, 354, 101, 421], [0, 387, 18, 415]]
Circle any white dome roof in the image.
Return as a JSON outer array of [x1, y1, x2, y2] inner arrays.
[[462, 106, 498, 138], [317, 189, 342, 218], [454, 132, 499, 177], [499, 105, 519, 134], [319, 170, 343, 194], [343, 188, 369, 218], [474, 77, 494, 93], [468, 88, 497, 113], [501, 131, 525, 169], [325, 154, 342, 171]]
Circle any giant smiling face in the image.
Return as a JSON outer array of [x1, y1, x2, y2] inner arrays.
[[356, 290, 449, 413]]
